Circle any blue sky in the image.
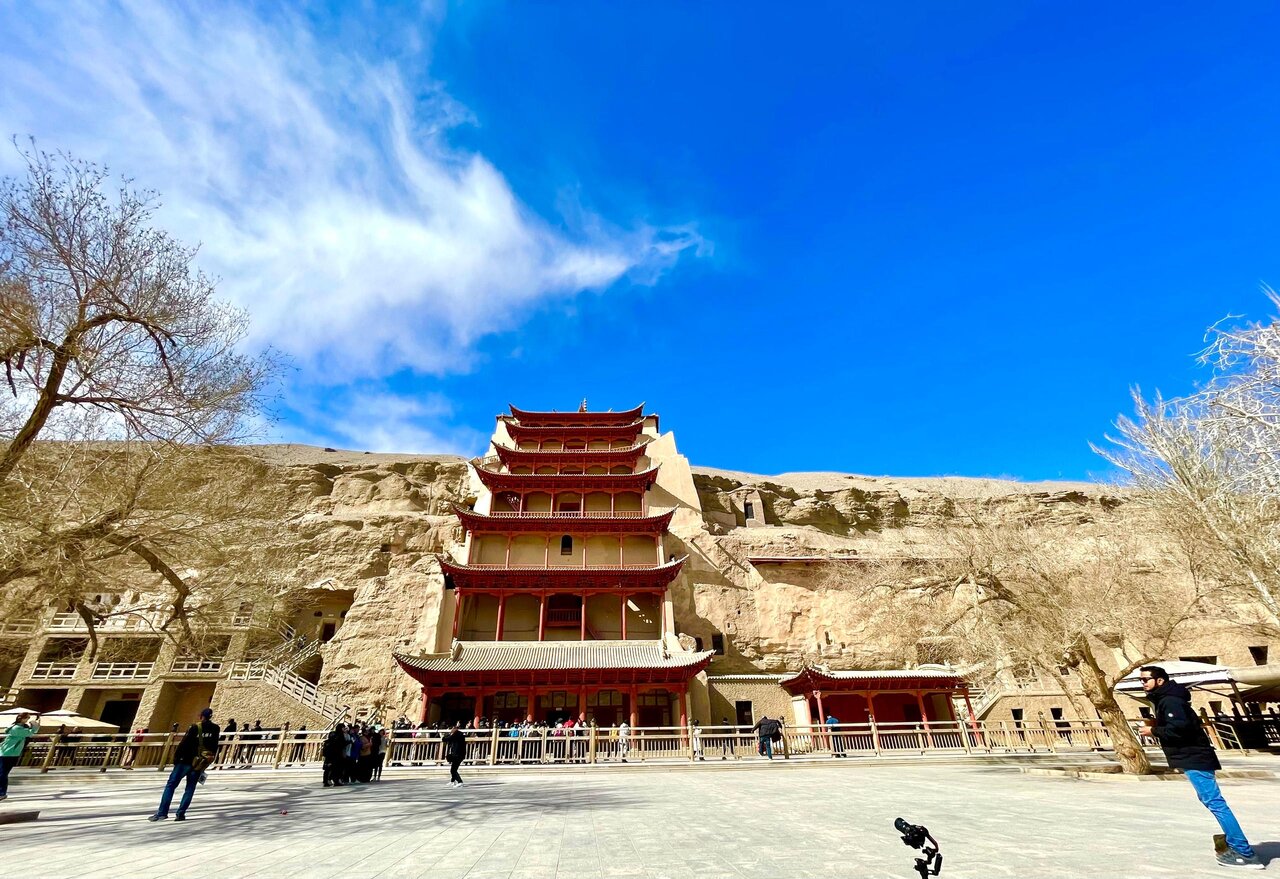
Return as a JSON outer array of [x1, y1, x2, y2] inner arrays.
[[3, 2, 1278, 480]]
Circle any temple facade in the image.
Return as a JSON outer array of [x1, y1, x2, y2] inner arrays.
[[394, 403, 715, 728]]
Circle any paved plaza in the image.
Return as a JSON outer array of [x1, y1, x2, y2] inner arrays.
[[4, 761, 1277, 879]]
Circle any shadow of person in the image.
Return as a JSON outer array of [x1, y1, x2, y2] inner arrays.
[[1251, 840, 1280, 865]]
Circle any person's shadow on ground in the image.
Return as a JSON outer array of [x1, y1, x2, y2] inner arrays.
[[1251, 840, 1280, 865]]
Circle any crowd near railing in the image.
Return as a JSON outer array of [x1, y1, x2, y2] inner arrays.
[[17, 716, 1273, 776]]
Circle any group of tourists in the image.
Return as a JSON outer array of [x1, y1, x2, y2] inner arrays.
[[386, 715, 637, 763], [321, 721, 388, 786], [0, 673, 1268, 871]]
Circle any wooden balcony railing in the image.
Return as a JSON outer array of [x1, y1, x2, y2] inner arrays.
[[169, 659, 226, 675], [485, 510, 649, 518], [91, 662, 155, 681]]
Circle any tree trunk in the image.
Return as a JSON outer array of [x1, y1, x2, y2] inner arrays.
[[1073, 643, 1152, 775]]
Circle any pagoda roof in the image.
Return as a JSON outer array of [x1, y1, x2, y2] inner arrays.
[[394, 640, 713, 687], [453, 505, 676, 535], [440, 555, 686, 591], [505, 421, 646, 443], [780, 665, 969, 695], [472, 461, 660, 494], [490, 441, 650, 468], [507, 403, 645, 426]]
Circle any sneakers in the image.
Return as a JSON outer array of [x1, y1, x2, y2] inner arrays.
[[174, 815, 186, 822], [1216, 848, 1265, 870], [147, 814, 167, 822]]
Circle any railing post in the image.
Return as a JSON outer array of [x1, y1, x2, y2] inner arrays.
[[273, 730, 289, 769], [869, 717, 881, 755], [488, 726, 499, 766], [1039, 714, 1057, 753], [540, 728, 548, 763], [101, 739, 117, 772], [158, 727, 178, 771], [999, 720, 1012, 752], [40, 733, 62, 773], [589, 725, 597, 764]]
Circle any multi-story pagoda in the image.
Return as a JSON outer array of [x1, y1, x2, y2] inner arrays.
[[394, 403, 713, 728]]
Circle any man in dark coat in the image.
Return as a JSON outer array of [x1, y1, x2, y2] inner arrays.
[[443, 723, 467, 787], [323, 724, 347, 787], [149, 707, 220, 822], [751, 715, 781, 759], [1139, 666, 1262, 870]]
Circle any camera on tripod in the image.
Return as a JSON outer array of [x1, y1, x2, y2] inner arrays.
[[894, 817, 942, 878]]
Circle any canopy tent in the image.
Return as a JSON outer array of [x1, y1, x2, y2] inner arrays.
[[3, 709, 121, 732], [1115, 660, 1280, 704]]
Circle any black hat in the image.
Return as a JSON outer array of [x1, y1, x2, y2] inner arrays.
[[200, 708, 214, 719]]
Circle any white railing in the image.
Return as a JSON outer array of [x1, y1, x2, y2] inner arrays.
[[31, 661, 78, 680], [228, 662, 347, 722], [169, 659, 225, 675], [0, 686, 19, 706], [9, 718, 1186, 775], [0, 618, 38, 635], [485, 510, 650, 518], [47, 611, 162, 633], [91, 662, 155, 681]]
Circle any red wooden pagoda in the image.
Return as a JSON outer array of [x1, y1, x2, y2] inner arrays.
[[395, 403, 712, 728]]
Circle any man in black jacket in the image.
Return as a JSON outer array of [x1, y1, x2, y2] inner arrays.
[[149, 707, 221, 822], [751, 715, 781, 760], [1139, 666, 1262, 870], [443, 723, 467, 787]]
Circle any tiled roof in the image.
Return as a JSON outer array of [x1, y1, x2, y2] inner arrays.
[[786, 669, 965, 682], [395, 640, 714, 673]]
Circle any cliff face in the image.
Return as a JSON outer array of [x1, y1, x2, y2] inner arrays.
[[243, 447, 1136, 715]]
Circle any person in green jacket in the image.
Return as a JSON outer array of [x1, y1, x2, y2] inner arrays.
[[1, 712, 41, 800]]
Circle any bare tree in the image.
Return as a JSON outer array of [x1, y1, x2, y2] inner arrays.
[[0, 144, 287, 656], [825, 508, 1220, 774], [1096, 294, 1280, 628]]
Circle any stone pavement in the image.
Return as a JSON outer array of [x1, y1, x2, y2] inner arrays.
[[3, 761, 1276, 879]]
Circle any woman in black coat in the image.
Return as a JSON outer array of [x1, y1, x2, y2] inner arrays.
[[322, 724, 347, 787], [443, 723, 467, 787]]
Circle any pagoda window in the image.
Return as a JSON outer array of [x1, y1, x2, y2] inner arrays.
[[622, 534, 659, 566], [555, 493, 582, 513], [610, 439, 630, 449], [543, 440, 563, 451], [583, 491, 612, 513], [566, 441, 586, 450], [518, 442, 538, 451], [535, 465, 558, 475], [614, 492, 643, 513], [609, 464, 632, 475], [510, 466, 533, 475], [560, 535, 573, 556], [586, 465, 608, 475], [587, 440, 608, 450]]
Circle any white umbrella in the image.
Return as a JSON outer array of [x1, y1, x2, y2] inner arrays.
[[27, 710, 120, 732], [0, 707, 41, 725], [1114, 660, 1233, 697]]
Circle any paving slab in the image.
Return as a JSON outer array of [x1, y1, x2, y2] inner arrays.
[[1, 761, 1277, 878]]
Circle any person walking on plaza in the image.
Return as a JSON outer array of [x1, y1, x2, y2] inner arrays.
[[825, 713, 844, 758], [149, 707, 220, 822], [323, 724, 347, 787], [443, 723, 466, 787], [0, 711, 41, 801], [752, 715, 781, 759], [1138, 666, 1263, 870], [617, 720, 631, 762]]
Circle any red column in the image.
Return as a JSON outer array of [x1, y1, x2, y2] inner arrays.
[[916, 691, 935, 748], [495, 593, 507, 640], [620, 593, 628, 639], [419, 686, 431, 724], [814, 690, 827, 726], [452, 590, 462, 638], [526, 687, 537, 723], [629, 685, 639, 727], [678, 684, 688, 730], [580, 593, 588, 640], [962, 687, 981, 734]]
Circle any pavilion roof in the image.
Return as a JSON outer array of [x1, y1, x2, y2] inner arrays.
[[472, 462, 660, 494], [780, 666, 968, 694], [440, 555, 686, 591], [505, 421, 646, 443], [453, 505, 675, 535], [507, 403, 645, 426], [490, 441, 651, 468], [394, 640, 713, 687]]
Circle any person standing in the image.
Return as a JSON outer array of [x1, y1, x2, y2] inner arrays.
[[322, 724, 346, 787], [443, 723, 466, 787], [752, 715, 780, 759], [825, 713, 844, 758], [617, 720, 631, 763], [1139, 666, 1263, 870], [149, 707, 220, 822], [0, 712, 41, 801]]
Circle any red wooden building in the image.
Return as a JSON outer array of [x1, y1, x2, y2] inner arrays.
[[394, 403, 713, 727]]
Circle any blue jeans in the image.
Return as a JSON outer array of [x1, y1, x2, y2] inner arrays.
[[758, 737, 772, 758], [155, 762, 199, 818], [1185, 770, 1253, 857]]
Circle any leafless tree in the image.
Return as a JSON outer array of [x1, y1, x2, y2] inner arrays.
[[1096, 293, 1280, 628], [0, 144, 287, 656], [823, 507, 1220, 774]]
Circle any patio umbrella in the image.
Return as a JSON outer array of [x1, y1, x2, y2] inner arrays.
[[24, 710, 120, 732], [0, 707, 41, 725]]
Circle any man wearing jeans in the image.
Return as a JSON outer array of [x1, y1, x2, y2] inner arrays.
[[1139, 666, 1263, 870], [149, 707, 221, 822]]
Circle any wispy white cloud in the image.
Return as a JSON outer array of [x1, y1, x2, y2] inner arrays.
[[0, 1, 703, 450]]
